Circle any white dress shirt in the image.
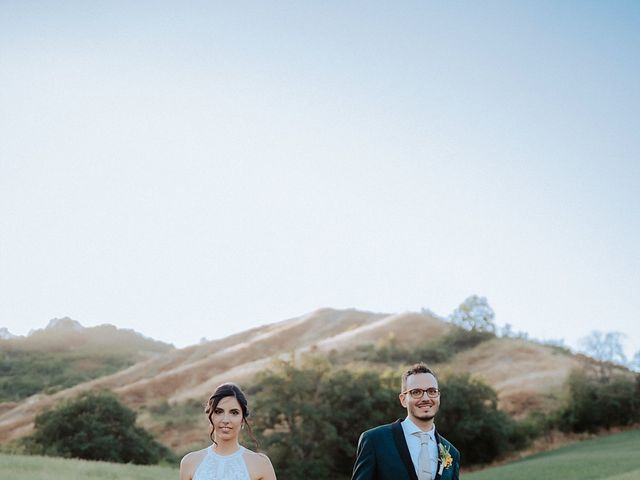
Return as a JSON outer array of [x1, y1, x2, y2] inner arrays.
[[401, 417, 438, 480]]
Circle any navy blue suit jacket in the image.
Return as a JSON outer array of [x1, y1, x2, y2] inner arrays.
[[352, 420, 460, 480]]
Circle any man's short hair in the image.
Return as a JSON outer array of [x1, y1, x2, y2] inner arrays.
[[401, 363, 436, 391]]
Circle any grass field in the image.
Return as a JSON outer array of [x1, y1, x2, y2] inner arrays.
[[464, 429, 640, 480], [2, 429, 639, 479], [0, 453, 178, 480]]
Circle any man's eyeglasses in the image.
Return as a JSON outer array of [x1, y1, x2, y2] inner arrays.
[[402, 388, 441, 399]]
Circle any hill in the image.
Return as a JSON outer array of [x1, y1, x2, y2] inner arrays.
[[0, 308, 601, 450], [463, 428, 640, 480], [0, 318, 173, 403], [3, 317, 173, 354]]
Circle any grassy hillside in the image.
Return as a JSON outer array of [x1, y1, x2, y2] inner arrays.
[[0, 350, 138, 401], [0, 453, 177, 480], [0, 320, 173, 402], [464, 429, 640, 480]]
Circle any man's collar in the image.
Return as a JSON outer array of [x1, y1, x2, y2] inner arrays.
[[402, 416, 436, 438]]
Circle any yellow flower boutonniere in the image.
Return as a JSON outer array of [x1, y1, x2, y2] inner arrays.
[[438, 443, 453, 475]]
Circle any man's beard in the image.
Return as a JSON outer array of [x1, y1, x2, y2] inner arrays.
[[415, 412, 436, 421], [412, 404, 437, 421]]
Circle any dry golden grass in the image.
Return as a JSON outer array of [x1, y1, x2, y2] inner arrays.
[[442, 338, 583, 415]]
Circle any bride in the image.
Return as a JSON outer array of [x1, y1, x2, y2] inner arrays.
[[180, 383, 276, 480]]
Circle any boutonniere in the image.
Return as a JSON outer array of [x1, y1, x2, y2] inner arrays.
[[438, 443, 453, 475]]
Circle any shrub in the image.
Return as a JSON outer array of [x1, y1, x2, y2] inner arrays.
[[349, 327, 495, 365], [556, 369, 640, 433], [25, 391, 174, 464], [437, 373, 528, 464], [249, 357, 402, 480], [433, 327, 495, 354]]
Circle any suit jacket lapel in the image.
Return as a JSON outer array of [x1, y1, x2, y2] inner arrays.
[[434, 430, 443, 480], [391, 419, 419, 480]]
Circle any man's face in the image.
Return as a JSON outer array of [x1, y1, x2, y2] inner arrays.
[[399, 372, 440, 425]]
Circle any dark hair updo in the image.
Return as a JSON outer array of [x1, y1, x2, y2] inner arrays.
[[205, 383, 257, 447]]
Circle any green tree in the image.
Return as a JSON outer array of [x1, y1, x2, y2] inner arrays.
[[26, 391, 172, 464], [437, 373, 525, 464], [249, 357, 402, 480], [449, 295, 496, 332], [320, 367, 403, 475], [556, 369, 640, 433]]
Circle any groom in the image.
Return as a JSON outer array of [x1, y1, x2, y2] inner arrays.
[[352, 363, 460, 480]]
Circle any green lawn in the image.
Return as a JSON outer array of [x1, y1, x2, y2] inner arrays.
[[0, 453, 178, 480], [3, 429, 639, 480], [464, 429, 640, 480]]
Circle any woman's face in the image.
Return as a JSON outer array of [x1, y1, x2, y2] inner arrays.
[[212, 396, 244, 443]]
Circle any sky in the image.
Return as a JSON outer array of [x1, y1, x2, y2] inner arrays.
[[1, 1, 639, 360]]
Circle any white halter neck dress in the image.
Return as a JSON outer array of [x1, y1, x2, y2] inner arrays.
[[193, 445, 251, 480]]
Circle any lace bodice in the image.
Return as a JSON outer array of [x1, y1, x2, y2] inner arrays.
[[193, 446, 251, 480]]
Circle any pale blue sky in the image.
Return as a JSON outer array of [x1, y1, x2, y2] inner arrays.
[[1, 1, 638, 358]]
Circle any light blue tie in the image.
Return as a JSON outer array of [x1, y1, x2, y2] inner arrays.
[[413, 431, 432, 480]]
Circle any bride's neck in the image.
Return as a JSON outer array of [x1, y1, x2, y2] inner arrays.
[[214, 439, 241, 455]]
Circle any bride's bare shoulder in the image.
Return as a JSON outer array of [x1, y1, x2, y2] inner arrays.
[[181, 446, 209, 464], [243, 448, 276, 480], [180, 447, 209, 479]]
